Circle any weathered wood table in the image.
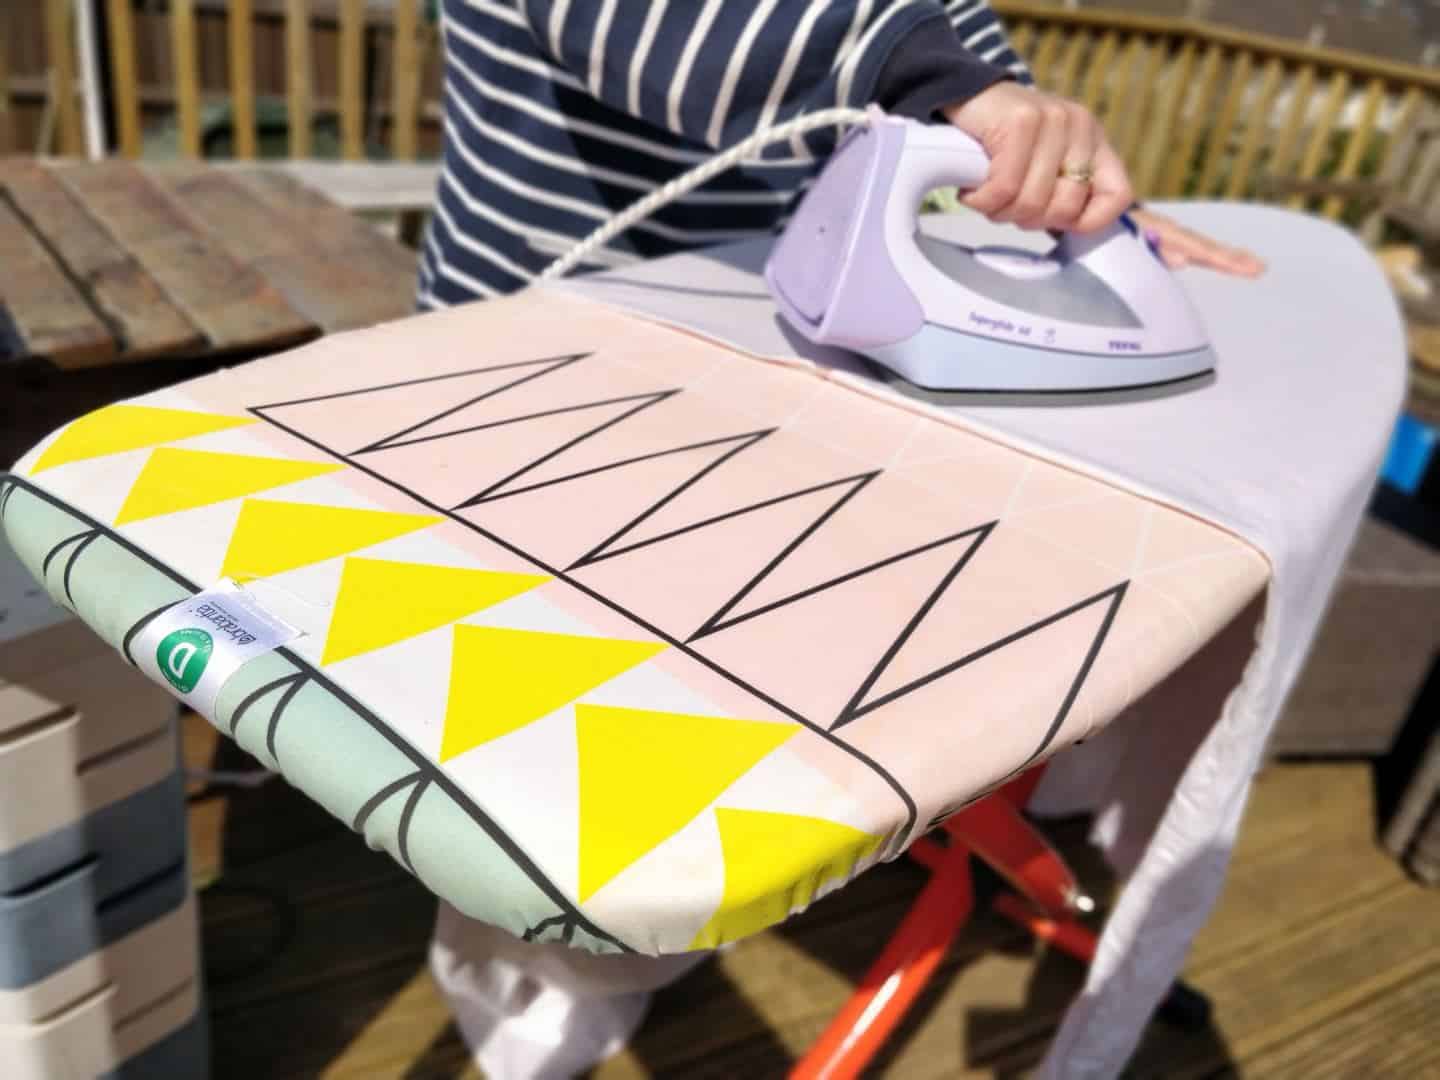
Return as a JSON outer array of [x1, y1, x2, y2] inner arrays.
[[0, 158, 421, 466]]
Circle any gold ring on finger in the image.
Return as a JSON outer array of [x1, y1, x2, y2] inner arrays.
[[1058, 162, 1095, 184]]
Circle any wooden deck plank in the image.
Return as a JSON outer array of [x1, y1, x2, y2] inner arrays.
[[196, 825, 439, 1077], [51, 160, 315, 355], [1133, 886, 1440, 1080], [1189, 883, 1438, 1057], [0, 161, 202, 360], [0, 9, 14, 155], [0, 190, 114, 368], [1120, 764, 1423, 1076], [150, 163, 415, 333], [1183, 763, 1408, 963], [304, 968, 465, 1080], [1235, 960, 1440, 1078]]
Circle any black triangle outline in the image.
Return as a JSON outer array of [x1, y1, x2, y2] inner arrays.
[[360, 388, 677, 458], [462, 427, 776, 508], [692, 518, 994, 643], [836, 580, 1128, 748], [564, 428, 785, 568], [448, 389, 683, 508], [569, 460, 874, 573], [353, 353, 588, 454], [1009, 583, 1127, 774], [256, 351, 589, 414]]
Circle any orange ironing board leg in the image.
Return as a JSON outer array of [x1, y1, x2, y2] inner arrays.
[[790, 765, 1210, 1080]]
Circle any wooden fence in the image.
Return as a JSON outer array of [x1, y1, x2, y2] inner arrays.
[[1, 0, 444, 161], [995, 1, 1440, 238], [2, 1, 1438, 242]]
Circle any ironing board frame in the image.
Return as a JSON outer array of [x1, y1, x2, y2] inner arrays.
[[791, 764, 1210, 1078]]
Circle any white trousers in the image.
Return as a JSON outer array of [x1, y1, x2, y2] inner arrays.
[[429, 902, 710, 1079]]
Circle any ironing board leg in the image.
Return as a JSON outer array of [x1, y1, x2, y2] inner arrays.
[[790, 764, 1213, 1073], [992, 891, 1097, 964], [957, 779, 1218, 1028], [789, 842, 975, 1080], [944, 796, 1087, 916], [791, 766, 1076, 1077]]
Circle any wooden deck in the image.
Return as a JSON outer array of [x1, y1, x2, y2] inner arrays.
[[183, 716, 1440, 1079]]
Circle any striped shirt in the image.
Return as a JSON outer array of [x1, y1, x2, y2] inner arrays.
[[418, 0, 1032, 308]]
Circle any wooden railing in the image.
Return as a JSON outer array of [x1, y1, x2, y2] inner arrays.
[[994, 1, 1440, 239], [3, 2, 1438, 243], [3, 0, 441, 165]]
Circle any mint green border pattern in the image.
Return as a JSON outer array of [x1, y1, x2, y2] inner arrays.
[[0, 474, 631, 956]]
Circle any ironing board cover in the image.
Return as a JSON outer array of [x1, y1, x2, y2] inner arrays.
[[0, 287, 1268, 956]]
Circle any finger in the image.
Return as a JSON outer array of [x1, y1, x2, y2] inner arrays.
[[959, 101, 1040, 218], [1161, 247, 1191, 270], [1198, 244, 1266, 277], [1180, 239, 1255, 274], [1158, 223, 1267, 277], [1152, 227, 1203, 270], [996, 99, 1068, 227], [1073, 140, 1134, 233], [1043, 105, 1100, 231]]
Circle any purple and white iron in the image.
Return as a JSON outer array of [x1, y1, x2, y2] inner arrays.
[[765, 109, 1216, 398]]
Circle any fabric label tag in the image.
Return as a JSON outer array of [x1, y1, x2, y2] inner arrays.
[[133, 580, 301, 716]]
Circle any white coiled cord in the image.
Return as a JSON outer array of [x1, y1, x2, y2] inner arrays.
[[537, 106, 871, 282]]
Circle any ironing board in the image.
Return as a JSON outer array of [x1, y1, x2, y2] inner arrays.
[[0, 250, 1272, 959], [557, 202, 1406, 1076]]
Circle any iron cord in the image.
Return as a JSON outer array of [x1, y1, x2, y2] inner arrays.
[[539, 107, 871, 282]]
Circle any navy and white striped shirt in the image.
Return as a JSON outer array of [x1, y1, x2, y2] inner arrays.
[[418, 0, 1032, 308]]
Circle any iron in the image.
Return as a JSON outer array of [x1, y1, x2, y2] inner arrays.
[[764, 109, 1217, 400]]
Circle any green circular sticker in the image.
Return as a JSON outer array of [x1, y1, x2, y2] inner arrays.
[[157, 627, 214, 694]]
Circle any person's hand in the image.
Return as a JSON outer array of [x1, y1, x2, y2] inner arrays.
[[1129, 208, 1266, 278], [940, 82, 1132, 234]]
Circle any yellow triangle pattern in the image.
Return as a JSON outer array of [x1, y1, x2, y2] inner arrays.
[[575, 704, 796, 902], [115, 448, 342, 525], [220, 500, 441, 581], [323, 559, 549, 665], [31, 405, 254, 473], [690, 808, 882, 950], [441, 627, 664, 762]]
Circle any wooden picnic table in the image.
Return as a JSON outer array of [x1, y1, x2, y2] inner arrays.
[[0, 158, 420, 370], [0, 158, 422, 469]]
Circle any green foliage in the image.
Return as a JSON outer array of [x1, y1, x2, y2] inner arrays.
[[920, 186, 965, 214], [140, 96, 388, 161], [1165, 119, 1392, 230]]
